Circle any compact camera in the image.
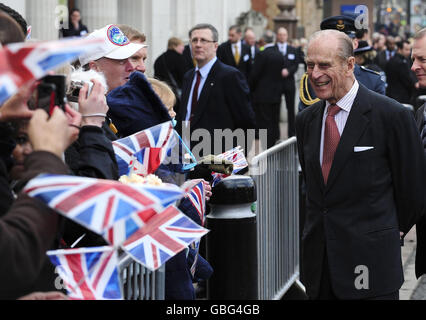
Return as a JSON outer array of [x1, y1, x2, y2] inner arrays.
[[67, 80, 93, 102]]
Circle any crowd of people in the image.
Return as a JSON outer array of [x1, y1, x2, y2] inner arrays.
[[0, 3, 425, 301]]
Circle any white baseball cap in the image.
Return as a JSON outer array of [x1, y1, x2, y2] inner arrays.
[[78, 24, 147, 66]]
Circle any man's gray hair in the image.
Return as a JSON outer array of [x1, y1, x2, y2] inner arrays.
[[188, 23, 219, 42], [414, 28, 426, 41], [263, 30, 275, 44], [308, 29, 354, 61]]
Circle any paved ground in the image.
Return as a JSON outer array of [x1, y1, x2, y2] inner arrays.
[[400, 226, 426, 300]]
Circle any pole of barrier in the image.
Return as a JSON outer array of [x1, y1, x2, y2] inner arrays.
[[206, 175, 258, 300]]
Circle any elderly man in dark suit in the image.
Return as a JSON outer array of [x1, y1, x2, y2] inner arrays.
[[176, 23, 256, 158], [411, 27, 426, 282], [296, 29, 426, 300], [217, 25, 252, 80]]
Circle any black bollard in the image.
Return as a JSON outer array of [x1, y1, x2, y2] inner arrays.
[[206, 175, 257, 300]]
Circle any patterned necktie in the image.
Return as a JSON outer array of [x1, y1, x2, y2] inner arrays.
[[322, 104, 341, 184], [234, 44, 240, 65], [190, 70, 201, 121]]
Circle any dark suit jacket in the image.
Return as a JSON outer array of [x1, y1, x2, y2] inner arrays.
[[374, 49, 395, 72], [274, 43, 299, 91], [249, 45, 286, 104], [296, 84, 426, 299], [385, 53, 417, 104], [176, 59, 256, 156], [217, 40, 252, 79], [154, 49, 188, 90], [182, 44, 196, 72], [415, 103, 426, 278]]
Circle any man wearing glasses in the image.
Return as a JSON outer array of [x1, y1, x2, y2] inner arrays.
[[176, 23, 256, 158]]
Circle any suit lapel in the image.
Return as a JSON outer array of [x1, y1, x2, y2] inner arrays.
[[306, 101, 327, 191], [180, 69, 195, 121], [226, 42, 237, 67], [325, 85, 371, 191], [190, 60, 218, 127]]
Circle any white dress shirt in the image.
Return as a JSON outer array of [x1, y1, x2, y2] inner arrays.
[[319, 80, 359, 165], [278, 42, 287, 56], [185, 56, 217, 122]]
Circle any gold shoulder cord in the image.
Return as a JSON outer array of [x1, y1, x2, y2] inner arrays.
[[299, 73, 320, 106], [109, 122, 118, 134]]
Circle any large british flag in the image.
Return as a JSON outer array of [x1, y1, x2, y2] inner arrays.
[[122, 206, 209, 271], [113, 122, 175, 177], [0, 36, 103, 104], [47, 246, 122, 300], [23, 174, 184, 236]]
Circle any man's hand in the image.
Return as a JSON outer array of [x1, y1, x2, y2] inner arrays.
[[78, 79, 108, 127], [28, 108, 72, 158], [18, 291, 69, 300], [64, 104, 82, 144], [281, 68, 289, 78]]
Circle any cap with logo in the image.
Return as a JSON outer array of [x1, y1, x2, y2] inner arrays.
[[78, 24, 147, 66], [320, 14, 357, 38]]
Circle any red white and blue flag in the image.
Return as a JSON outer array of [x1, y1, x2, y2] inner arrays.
[[23, 174, 184, 236], [103, 207, 157, 245], [181, 179, 207, 276], [122, 206, 209, 271], [0, 36, 103, 104], [113, 122, 175, 177], [182, 179, 206, 226], [212, 146, 248, 187], [47, 246, 122, 300]]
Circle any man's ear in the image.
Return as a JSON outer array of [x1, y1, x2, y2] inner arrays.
[[347, 56, 356, 73]]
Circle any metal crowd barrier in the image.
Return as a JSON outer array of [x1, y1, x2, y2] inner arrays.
[[118, 253, 165, 300], [251, 137, 300, 300]]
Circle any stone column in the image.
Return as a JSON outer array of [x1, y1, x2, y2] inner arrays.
[[274, 0, 299, 39], [25, 0, 59, 40], [76, 0, 118, 32]]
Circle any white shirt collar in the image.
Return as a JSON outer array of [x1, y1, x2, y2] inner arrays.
[[196, 56, 217, 78], [325, 80, 359, 113]]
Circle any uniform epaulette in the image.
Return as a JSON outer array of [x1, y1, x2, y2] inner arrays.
[[299, 72, 320, 106], [360, 65, 380, 76]]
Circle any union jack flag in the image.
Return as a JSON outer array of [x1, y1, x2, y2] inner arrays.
[[113, 122, 175, 177], [122, 206, 209, 271], [47, 246, 122, 300], [212, 146, 248, 186], [103, 207, 157, 245], [181, 179, 207, 276], [182, 179, 206, 226], [0, 36, 103, 104], [23, 174, 184, 236]]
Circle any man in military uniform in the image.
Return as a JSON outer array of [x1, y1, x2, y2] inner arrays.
[[299, 14, 386, 111]]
